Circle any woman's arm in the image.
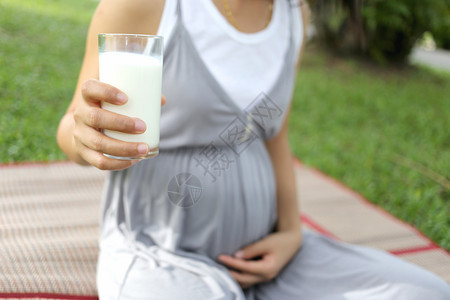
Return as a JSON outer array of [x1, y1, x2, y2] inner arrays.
[[265, 113, 302, 234], [57, 0, 164, 169], [268, 0, 311, 233], [264, 0, 310, 235]]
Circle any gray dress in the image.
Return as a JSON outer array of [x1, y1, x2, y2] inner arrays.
[[97, 1, 450, 299]]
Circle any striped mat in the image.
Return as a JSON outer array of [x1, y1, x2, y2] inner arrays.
[[0, 160, 448, 299]]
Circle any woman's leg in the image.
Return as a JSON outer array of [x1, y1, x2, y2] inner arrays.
[[98, 251, 223, 300], [252, 231, 450, 300], [97, 232, 243, 300]]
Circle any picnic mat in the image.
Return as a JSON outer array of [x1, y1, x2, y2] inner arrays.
[[0, 160, 448, 299]]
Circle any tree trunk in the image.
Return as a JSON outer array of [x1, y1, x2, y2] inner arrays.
[[344, 0, 367, 53]]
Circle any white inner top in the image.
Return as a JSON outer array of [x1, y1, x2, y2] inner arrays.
[[157, 0, 303, 109]]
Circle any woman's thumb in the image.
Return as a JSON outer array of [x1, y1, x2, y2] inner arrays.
[[234, 238, 269, 259]]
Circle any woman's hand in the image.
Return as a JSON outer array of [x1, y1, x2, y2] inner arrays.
[[72, 78, 166, 170], [218, 229, 302, 289]]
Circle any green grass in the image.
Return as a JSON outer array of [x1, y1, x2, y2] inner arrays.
[[0, 0, 98, 161], [1, 1, 449, 249], [290, 47, 450, 249]]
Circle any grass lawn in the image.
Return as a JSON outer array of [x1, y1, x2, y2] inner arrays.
[[1, 1, 449, 249], [290, 47, 450, 250], [0, 0, 98, 161]]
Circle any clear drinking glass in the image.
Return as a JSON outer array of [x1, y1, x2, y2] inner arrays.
[[98, 33, 163, 160]]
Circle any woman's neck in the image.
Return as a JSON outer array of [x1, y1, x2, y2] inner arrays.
[[212, 0, 274, 33]]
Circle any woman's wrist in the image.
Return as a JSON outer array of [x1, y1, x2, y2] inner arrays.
[[276, 226, 303, 253], [276, 219, 302, 245], [277, 213, 302, 232]]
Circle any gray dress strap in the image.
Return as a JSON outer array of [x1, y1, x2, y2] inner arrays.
[[159, 0, 297, 149]]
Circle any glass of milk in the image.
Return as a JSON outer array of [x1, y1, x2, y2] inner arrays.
[[98, 33, 163, 160]]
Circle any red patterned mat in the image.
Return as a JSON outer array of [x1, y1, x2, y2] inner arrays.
[[293, 158, 450, 283], [0, 162, 101, 299], [0, 160, 448, 299]]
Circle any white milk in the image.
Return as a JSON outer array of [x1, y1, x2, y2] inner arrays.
[[99, 52, 162, 150]]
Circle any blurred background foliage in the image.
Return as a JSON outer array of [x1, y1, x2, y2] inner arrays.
[[308, 0, 450, 64]]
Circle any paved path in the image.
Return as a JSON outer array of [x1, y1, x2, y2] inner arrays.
[[410, 47, 450, 71], [0, 160, 448, 298]]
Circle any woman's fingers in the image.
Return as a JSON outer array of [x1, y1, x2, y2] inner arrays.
[[82, 79, 167, 108], [234, 238, 269, 260], [74, 106, 146, 134], [74, 125, 149, 158], [74, 137, 140, 170], [217, 255, 270, 275], [81, 79, 127, 105], [73, 78, 163, 170], [228, 270, 263, 289]]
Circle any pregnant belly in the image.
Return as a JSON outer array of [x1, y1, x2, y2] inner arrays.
[[101, 140, 278, 260]]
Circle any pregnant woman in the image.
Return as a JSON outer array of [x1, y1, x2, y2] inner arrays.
[[57, 0, 450, 299]]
